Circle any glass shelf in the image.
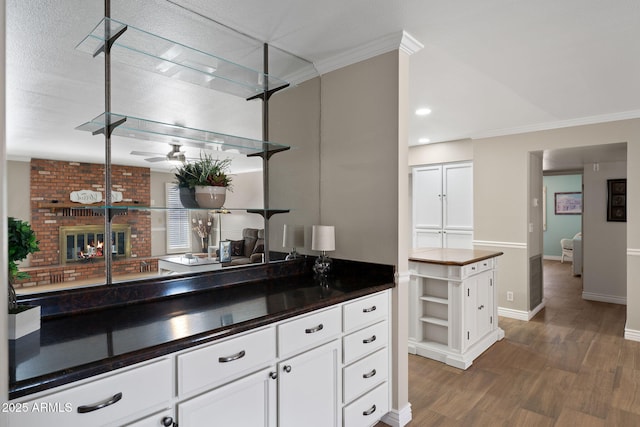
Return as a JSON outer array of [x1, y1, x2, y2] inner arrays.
[[37, 202, 289, 216], [76, 113, 290, 156], [76, 18, 289, 99]]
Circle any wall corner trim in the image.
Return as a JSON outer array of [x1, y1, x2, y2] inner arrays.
[[498, 302, 545, 321], [381, 402, 413, 427]]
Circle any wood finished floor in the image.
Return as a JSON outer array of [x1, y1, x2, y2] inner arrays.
[[389, 260, 640, 426]]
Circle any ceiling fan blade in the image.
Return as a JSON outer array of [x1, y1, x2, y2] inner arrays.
[[145, 157, 168, 163], [131, 150, 164, 157]]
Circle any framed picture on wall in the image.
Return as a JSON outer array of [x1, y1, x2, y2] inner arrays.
[[554, 192, 582, 215], [607, 179, 626, 222]]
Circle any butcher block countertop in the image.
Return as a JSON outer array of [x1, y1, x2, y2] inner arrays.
[[409, 248, 503, 266]]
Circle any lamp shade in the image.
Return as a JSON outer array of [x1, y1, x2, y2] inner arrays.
[[283, 224, 304, 248], [311, 225, 335, 252]]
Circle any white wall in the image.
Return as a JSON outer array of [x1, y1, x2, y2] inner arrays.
[[582, 161, 627, 303], [473, 119, 640, 330], [271, 50, 411, 422]]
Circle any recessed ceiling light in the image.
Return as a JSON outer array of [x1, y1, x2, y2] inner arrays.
[[418, 138, 431, 144], [415, 108, 431, 116]]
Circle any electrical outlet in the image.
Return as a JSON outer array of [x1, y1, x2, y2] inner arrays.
[[507, 291, 514, 302]]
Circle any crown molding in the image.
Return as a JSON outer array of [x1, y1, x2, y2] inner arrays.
[[470, 109, 640, 140], [314, 30, 423, 76]]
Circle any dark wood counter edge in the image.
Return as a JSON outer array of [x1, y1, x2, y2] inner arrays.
[[9, 282, 394, 400], [409, 251, 504, 266]]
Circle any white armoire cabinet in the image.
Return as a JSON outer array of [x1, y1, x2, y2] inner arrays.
[[412, 162, 473, 249]]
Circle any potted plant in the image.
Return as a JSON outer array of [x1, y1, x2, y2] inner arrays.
[[173, 162, 199, 208], [7, 217, 41, 339], [190, 153, 233, 209]]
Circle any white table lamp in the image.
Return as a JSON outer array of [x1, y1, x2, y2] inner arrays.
[[312, 225, 335, 276]]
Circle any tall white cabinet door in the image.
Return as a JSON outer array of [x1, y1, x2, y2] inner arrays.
[[278, 340, 341, 427], [464, 270, 493, 349], [413, 165, 443, 229], [443, 163, 473, 230], [178, 367, 277, 427]]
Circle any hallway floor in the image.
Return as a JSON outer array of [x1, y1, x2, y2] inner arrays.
[[402, 260, 640, 426]]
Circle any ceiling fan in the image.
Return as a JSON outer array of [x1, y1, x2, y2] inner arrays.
[[130, 143, 189, 163]]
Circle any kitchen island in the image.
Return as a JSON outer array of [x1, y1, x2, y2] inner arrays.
[[408, 248, 504, 369]]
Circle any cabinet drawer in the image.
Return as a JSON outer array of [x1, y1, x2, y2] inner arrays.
[[343, 349, 388, 403], [178, 327, 276, 396], [278, 306, 341, 357], [343, 382, 389, 427], [8, 359, 172, 427], [343, 321, 388, 365], [462, 258, 493, 277], [343, 292, 389, 333]]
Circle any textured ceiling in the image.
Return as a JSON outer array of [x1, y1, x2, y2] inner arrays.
[[6, 0, 640, 172]]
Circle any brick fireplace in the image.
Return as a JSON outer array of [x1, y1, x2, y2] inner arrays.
[[16, 159, 155, 289]]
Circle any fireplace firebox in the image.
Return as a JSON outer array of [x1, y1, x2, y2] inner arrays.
[[59, 225, 131, 264]]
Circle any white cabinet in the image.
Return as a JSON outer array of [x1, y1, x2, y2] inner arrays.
[[9, 292, 391, 427], [409, 250, 503, 369], [178, 367, 276, 427], [412, 162, 473, 249], [8, 359, 173, 427], [279, 340, 341, 427], [341, 292, 391, 427]]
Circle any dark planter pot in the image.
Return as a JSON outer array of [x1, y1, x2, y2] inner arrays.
[[179, 187, 198, 208]]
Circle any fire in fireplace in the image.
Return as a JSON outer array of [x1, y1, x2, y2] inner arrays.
[[59, 225, 131, 264]]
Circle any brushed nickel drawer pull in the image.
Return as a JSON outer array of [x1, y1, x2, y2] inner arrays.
[[305, 324, 324, 334], [363, 404, 377, 416], [77, 392, 123, 413], [362, 335, 377, 344], [363, 306, 377, 313], [218, 350, 246, 363], [362, 369, 377, 379]]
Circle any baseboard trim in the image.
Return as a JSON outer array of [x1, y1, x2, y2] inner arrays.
[[543, 255, 562, 261], [497, 307, 529, 321], [582, 292, 627, 305], [382, 403, 413, 427], [498, 302, 545, 321], [624, 327, 640, 342]]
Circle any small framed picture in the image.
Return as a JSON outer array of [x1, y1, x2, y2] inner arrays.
[[554, 192, 582, 215], [607, 179, 626, 222], [219, 240, 232, 263]]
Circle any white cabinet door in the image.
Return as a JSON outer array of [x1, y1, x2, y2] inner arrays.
[[412, 165, 443, 229], [178, 367, 276, 427], [443, 163, 473, 230], [464, 270, 493, 348], [414, 229, 442, 249], [442, 230, 473, 249], [278, 340, 341, 427]]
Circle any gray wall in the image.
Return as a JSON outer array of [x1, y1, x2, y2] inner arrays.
[[583, 161, 627, 303]]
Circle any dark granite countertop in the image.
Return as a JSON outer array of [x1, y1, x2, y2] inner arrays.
[[9, 258, 395, 399]]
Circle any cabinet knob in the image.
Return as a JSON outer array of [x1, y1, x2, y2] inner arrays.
[[161, 416, 175, 427], [478, 304, 484, 310], [283, 365, 292, 373], [269, 371, 278, 380]]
